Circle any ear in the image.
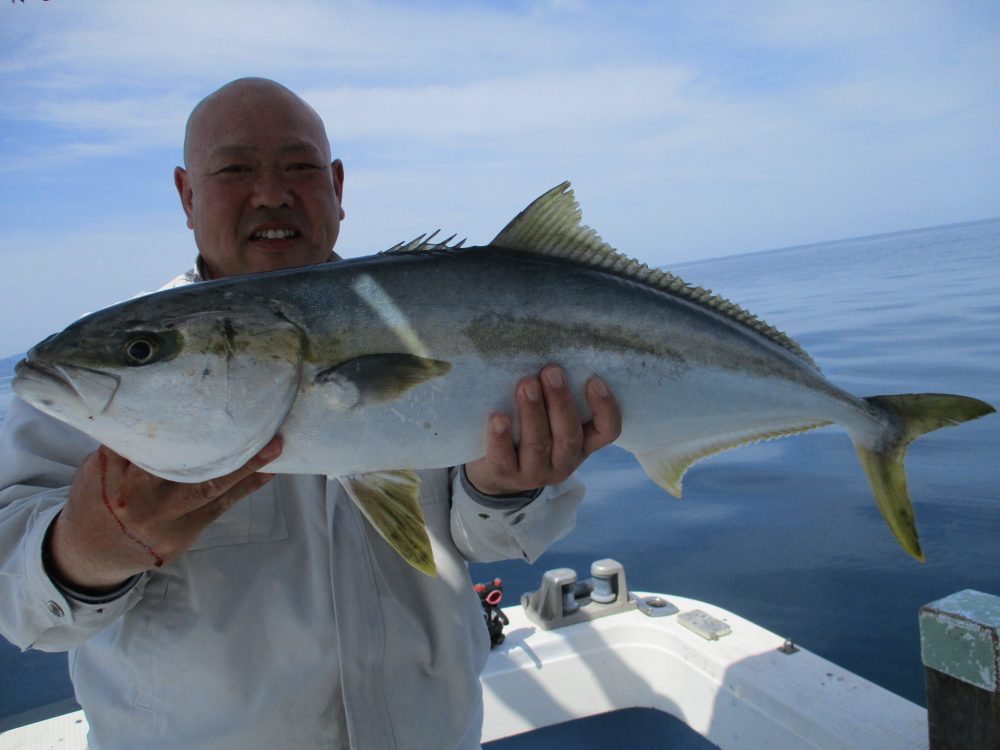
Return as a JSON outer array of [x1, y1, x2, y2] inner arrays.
[[174, 166, 195, 230], [332, 159, 346, 220]]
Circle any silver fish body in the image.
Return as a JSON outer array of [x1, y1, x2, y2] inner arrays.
[[13, 183, 995, 572], [263, 249, 861, 475]]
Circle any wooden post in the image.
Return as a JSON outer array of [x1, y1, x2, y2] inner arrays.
[[920, 589, 1000, 750]]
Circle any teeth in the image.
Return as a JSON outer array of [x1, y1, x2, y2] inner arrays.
[[253, 228, 298, 240]]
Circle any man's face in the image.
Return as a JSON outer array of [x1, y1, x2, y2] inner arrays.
[[175, 87, 345, 279]]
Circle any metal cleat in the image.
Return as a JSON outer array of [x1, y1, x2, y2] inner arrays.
[[521, 559, 639, 630]]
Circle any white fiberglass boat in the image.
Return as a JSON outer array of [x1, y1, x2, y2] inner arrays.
[[4, 559, 997, 749]]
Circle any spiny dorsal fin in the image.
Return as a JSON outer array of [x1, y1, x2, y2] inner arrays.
[[489, 182, 817, 368], [381, 230, 466, 255]]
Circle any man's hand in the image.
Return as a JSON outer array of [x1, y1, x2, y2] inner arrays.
[[47, 436, 283, 593], [464, 365, 622, 496]]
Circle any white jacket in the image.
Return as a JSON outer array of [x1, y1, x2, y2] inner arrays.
[[0, 268, 585, 749]]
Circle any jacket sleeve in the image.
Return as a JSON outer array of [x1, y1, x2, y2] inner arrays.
[[448, 465, 585, 564], [0, 399, 144, 652]]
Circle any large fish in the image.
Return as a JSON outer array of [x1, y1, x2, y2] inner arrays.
[[13, 183, 994, 575]]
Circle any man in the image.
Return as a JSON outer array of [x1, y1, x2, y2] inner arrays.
[[0, 78, 621, 748]]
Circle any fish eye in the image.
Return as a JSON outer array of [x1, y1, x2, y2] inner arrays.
[[123, 336, 159, 366]]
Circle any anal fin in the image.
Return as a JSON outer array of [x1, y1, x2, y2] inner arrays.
[[636, 449, 687, 497], [339, 470, 437, 576], [636, 421, 832, 498]]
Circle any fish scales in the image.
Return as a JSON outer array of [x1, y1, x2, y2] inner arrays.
[[216, 249, 829, 478]]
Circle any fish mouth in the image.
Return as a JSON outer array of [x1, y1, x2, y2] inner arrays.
[[14, 357, 121, 415], [14, 357, 72, 392]]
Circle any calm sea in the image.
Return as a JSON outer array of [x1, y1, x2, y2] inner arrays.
[[2, 218, 999, 743]]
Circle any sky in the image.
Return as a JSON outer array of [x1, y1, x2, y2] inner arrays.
[[1, 0, 998, 357]]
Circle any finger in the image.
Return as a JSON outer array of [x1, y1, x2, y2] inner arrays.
[[174, 435, 284, 514], [463, 413, 521, 495], [514, 376, 553, 477], [482, 413, 518, 477], [186, 470, 277, 532], [582, 377, 622, 456], [538, 365, 585, 474]]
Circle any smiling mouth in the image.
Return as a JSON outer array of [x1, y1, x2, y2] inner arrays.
[[250, 228, 301, 241]]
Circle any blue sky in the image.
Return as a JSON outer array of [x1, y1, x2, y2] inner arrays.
[[1, 0, 998, 356]]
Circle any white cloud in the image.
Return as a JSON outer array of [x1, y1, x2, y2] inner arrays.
[[305, 64, 693, 145], [3, 1, 593, 86], [696, 0, 957, 49]]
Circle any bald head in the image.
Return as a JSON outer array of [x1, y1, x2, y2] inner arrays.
[[183, 78, 331, 169], [175, 77, 345, 278]]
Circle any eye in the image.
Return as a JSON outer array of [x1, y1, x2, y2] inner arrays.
[[211, 163, 254, 176], [123, 336, 159, 366]]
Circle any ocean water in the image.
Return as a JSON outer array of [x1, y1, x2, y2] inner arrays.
[[1, 218, 998, 742]]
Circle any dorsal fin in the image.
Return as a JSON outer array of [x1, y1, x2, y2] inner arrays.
[[381, 230, 466, 255], [490, 182, 817, 368]]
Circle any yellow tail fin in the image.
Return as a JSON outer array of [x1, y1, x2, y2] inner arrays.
[[854, 394, 995, 561]]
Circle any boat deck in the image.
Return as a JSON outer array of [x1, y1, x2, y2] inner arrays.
[[0, 591, 928, 749]]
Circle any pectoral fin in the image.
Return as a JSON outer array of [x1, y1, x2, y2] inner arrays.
[[316, 354, 451, 409], [339, 470, 437, 576]]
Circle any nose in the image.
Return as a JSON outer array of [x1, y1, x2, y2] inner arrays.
[[252, 167, 294, 209]]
